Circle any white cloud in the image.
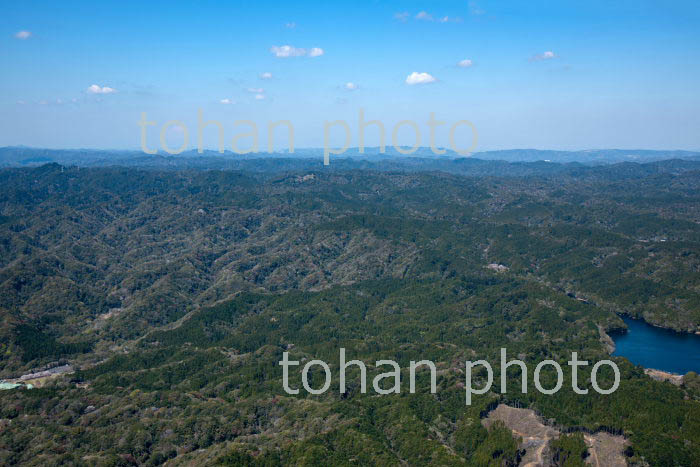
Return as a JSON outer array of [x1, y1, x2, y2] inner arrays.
[[260, 72, 273, 80], [86, 84, 116, 94], [458, 59, 473, 68], [220, 98, 235, 104], [270, 45, 323, 58], [270, 45, 306, 57], [469, 2, 485, 15], [17, 100, 26, 105], [531, 51, 557, 61], [285, 22, 296, 29], [254, 94, 265, 100], [247, 87, 264, 93], [344, 82, 358, 91], [36, 98, 66, 106], [405, 72, 436, 85], [413, 12, 461, 23], [15, 30, 32, 40], [394, 12, 409, 22]]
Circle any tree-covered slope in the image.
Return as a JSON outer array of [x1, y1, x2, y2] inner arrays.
[[0, 162, 699, 465]]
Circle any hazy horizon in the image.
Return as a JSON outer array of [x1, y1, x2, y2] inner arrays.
[[3, 145, 700, 154]]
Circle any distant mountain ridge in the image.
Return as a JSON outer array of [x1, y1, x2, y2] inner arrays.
[[473, 148, 700, 163], [1, 146, 699, 168]]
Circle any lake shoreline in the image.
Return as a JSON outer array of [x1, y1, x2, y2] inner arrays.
[[598, 325, 616, 353], [605, 322, 687, 383], [616, 312, 700, 335], [610, 315, 700, 375]]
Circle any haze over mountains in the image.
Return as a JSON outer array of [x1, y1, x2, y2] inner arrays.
[[2, 146, 700, 170]]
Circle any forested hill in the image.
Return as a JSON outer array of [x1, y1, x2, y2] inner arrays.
[[1, 160, 699, 368], [1, 161, 699, 465]]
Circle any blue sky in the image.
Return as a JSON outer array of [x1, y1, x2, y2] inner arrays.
[[2, 0, 700, 151]]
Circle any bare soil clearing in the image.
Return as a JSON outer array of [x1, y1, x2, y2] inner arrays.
[[483, 404, 628, 466]]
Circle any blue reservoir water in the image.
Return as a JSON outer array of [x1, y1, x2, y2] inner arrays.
[[610, 316, 700, 375]]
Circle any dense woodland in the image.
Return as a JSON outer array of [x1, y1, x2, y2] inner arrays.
[[1, 158, 700, 465]]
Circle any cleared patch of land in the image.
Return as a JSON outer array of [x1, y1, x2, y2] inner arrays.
[[644, 368, 684, 386], [583, 431, 627, 467], [483, 404, 628, 466]]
